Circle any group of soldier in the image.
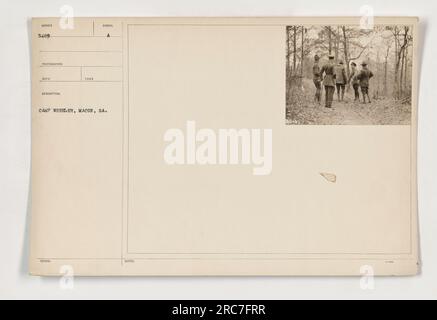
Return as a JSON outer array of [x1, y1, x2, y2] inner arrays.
[[313, 54, 374, 108]]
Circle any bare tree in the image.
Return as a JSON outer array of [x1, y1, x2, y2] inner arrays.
[[293, 26, 297, 74], [301, 27, 305, 76], [381, 35, 393, 97], [391, 26, 411, 99], [327, 26, 332, 55]]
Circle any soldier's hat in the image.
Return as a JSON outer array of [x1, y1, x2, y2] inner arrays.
[[339, 60, 344, 64], [328, 54, 335, 60], [361, 61, 368, 66], [351, 62, 357, 66]]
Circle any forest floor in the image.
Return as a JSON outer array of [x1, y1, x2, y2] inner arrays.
[[286, 79, 412, 125]]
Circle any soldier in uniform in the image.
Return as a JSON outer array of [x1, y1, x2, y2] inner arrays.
[[319, 55, 336, 108], [313, 55, 322, 104], [348, 62, 360, 102], [357, 62, 374, 104], [335, 60, 347, 102]]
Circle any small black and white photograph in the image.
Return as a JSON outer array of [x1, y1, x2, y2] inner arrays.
[[286, 25, 414, 125]]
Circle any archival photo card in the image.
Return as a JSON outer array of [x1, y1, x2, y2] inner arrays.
[[30, 17, 419, 276]]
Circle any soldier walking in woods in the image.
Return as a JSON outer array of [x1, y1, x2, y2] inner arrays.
[[313, 55, 322, 104], [349, 62, 360, 102], [319, 55, 336, 108], [357, 62, 374, 104], [335, 60, 347, 102]]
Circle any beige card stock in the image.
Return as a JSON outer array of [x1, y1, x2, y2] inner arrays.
[[30, 17, 419, 276]]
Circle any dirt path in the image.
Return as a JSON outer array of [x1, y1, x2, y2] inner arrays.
[[311, 99, 371, 125], [287, 85, 412, 125]]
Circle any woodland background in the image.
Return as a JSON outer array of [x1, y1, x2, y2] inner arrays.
[[286, 25, 413, 125]]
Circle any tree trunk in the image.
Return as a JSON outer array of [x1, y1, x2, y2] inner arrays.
[[384, 45, 390, 96], [400, 47, 405, 98], [286, 27, 291, 77], [327, 26, 332, 55], [376, 50, 381, 99], [393, 27, 400, 99], [404, 45, 409, 93], [301, 27, 305, 76], [293, 26, 297, 74], [342, 26, 351, 90], [335, 26, 340, 62]]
